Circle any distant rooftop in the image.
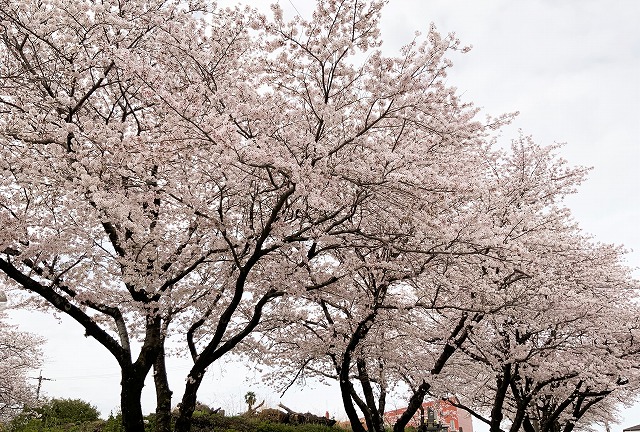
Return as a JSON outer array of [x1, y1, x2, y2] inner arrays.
[[623, 425, 640, 432]]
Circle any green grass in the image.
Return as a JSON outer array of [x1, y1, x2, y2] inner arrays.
[[3, 411, 351, 432], [170, 413, 349, 432]]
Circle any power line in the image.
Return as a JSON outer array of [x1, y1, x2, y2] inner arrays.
[[49, 372, 120, 380], [43, 363, 194, 381], [287, 0, 301, 17]]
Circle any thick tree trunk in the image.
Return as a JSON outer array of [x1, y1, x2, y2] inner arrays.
[[174, 274, 284, 431], [357, 358, 385, 432], [392, 381, 430, 432], [174, 365, 206, 432], [120, 368, 147, 432], [153, 348, 173, 432], [489, 364, 511, 432], [339, 375, 368, 432], [119, 316, 163, 432], [523, 416, 538, 432], [394, 314, 477, 432], [507, 372, 532, 432], [337, 313, 377, 432], [508, 400, 529, 432]]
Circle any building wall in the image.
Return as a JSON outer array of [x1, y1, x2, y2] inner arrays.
[[383, 399, 474, 432], [456, 407, 474, 432]]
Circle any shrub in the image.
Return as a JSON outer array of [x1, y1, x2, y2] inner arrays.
[[6, 398, 100, 432], [39, 398, 100, 426]]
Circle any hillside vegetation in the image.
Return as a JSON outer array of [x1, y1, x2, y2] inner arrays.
[[1, 399, 350, 432]]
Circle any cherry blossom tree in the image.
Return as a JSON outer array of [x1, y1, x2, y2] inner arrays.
[[448, 297, 640, 432], [170, 0, 511, 426], [0, 313, 43, 422], [0, 1, 284, 429], [251, 137, 640, 432], [178, 0, 520, 430], [0, 0, 495, 430], [447, 278, 640, 432], [429, 141, 640, 432], [250, 259, 491, 432], [2, 2, 637, 432]]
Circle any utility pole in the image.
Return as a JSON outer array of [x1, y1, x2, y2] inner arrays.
[[31, 371, 54, 400]]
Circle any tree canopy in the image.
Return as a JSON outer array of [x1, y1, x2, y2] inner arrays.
[[1, 1, 638, 432], [0, 313, 42, 423]]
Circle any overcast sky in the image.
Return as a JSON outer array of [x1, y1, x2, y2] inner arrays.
[[6, 0, 640, 430]]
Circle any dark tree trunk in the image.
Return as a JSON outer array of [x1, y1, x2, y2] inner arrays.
[[339, 372, 368, 432], [153, 346, 173, 432], [174, 365, 206, 432], [120, 368, 147, 432], [561, 394, 606, 432], [392, 381, 430, 432], [119, 316, 163, 432], [523, 416, 538, 432], [393, 314, 478, 432], [337, 312, 377, 432], [0, 258, 164, 432], [357, 358, 385, 432], [507, 372, 533, 432], [489, 364, 511, 432], [508, 395, 529, 432]]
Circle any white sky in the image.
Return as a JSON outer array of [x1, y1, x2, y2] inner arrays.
[[6, 0, 640, 430]]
